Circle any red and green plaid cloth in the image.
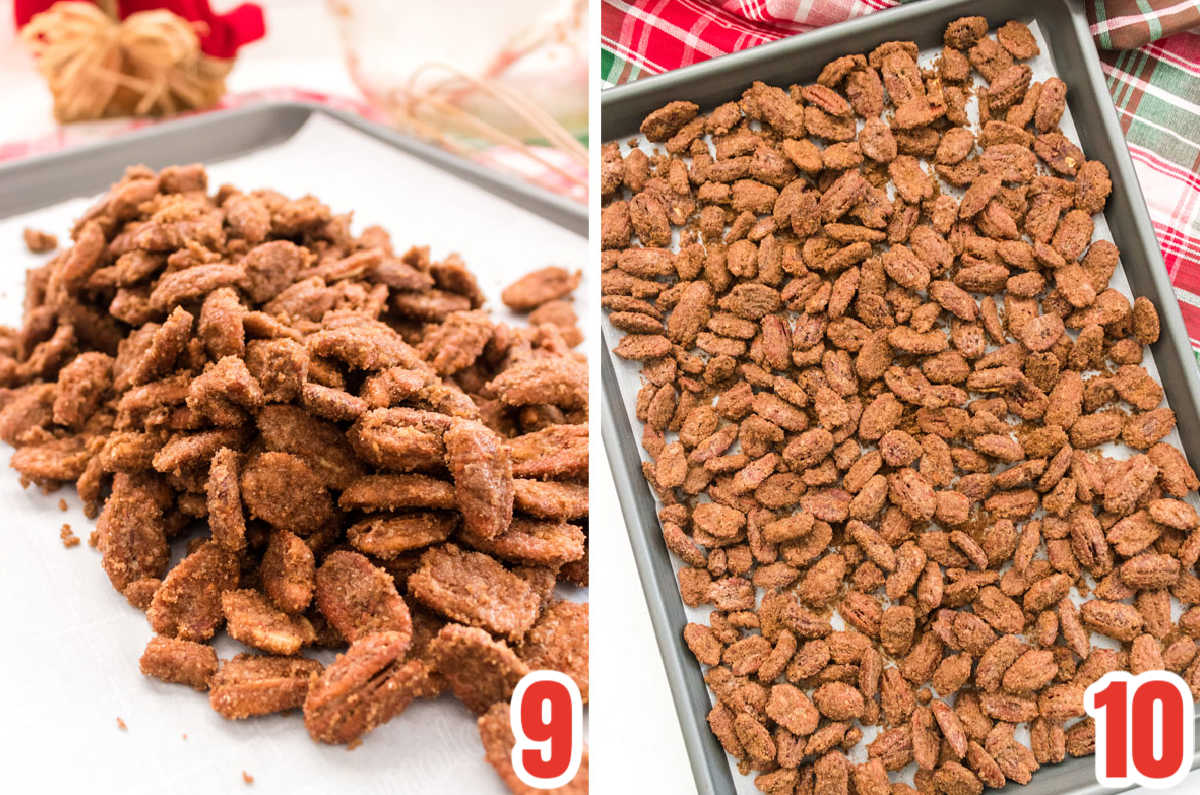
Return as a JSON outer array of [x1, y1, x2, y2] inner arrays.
[[601, 0, 1200, 361]]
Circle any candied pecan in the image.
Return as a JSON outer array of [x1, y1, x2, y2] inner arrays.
[[507, 423, 588, 479], [222, 589, 316, 655], [429, 623, 528, 715], [945, 17, 987, 49], [240, 452, 332, 534], [51, 352, 112, 428], [196, 287, 246, 360], [479, 703, 589, 794], [315, 550, 413, 645], [301, 382, 366, 421], [1132, 296, 1161, 345], [255, 411, 346, 482], [641, 100, 700, 141], [512, 478, 589, 520], [528, 300, 583, 347], [308, 321, 422, 371], [153, 428, 245, 475], [997, 20, 1038, 58], [240, 240, 306, 302], [442, 417, 514, 539], [23, 227, 58, 253], [303, 631, 432, 743], [210, 654, 324, 719], [139, 636, 218, 691], [126, 307, 193, 387], [457, 515, 584, 568], [501, 267, 582, 311], [242, 338, 307, 403], [408, 544, 540, 641], [12, 163, 589, 775], [1081, 600, 1144, 642], [259, 529, 315, 614], [147, 541, 239, 641], [205, 447, 245, 550], [490, 353, 588, 410], [518, 600, 589, 701], [97, 474, 169, 592], [347, 513, 456, 558]]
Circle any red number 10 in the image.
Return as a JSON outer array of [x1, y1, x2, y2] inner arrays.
[[1085, 670, 1194, 789]]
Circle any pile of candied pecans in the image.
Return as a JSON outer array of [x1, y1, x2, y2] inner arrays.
[[4, 163, 588, 790], [603, 14, 1200, 795]]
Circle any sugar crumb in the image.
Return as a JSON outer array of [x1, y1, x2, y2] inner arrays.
[[23, 227, 58, 253], [60, 524, 80, 548]]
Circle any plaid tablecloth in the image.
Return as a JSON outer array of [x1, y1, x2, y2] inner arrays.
[[601, 0, 1200, 361]]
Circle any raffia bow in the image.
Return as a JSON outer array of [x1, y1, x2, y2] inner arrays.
[[20, 0, 231, 122]]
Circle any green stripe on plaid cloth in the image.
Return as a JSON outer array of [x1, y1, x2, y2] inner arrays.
[[601, 0, 1200, 352], [1092, 0, 1200, 49]]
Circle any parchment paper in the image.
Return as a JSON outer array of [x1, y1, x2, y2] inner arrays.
[[603, 19, 1198, 793], [0, 113, 587, 795]]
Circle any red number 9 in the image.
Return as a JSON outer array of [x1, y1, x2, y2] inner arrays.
[[510, 671, 584, 789]]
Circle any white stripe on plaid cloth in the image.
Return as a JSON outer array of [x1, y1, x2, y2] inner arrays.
[[604, 37, 674, 74], [719, 0, 891, 31], [1108, 100, 1199, 149], [1099, 62, 1200, 116], [1091, 0, 1200, 37], [1142, 40, 1200, 76], [676, 0, 783, 49], [612, 0, 735, 60]]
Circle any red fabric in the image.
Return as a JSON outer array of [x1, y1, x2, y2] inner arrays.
[[13, 0, 265, 58]]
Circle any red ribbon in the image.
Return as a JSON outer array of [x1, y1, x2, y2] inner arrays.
[[13, 0, 266, 58]]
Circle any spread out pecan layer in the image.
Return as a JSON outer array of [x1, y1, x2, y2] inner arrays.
[[4, 163, 589, 788], [603, 16, 1200, 794]]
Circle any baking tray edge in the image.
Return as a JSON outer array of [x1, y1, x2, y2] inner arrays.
[[0, 101, 586, 238]]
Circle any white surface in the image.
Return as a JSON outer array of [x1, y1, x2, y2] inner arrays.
[[589, 460, 696, 794], [598, 16, 1200, 795], [0, 113, 587, 794]]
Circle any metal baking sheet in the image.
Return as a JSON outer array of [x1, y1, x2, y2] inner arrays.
[[0, 100, 587, 237], [600, 1, 1200, 793], [0, 102, 587, 795]]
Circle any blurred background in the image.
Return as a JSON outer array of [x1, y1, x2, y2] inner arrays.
[[1, 0, 587, 200]]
